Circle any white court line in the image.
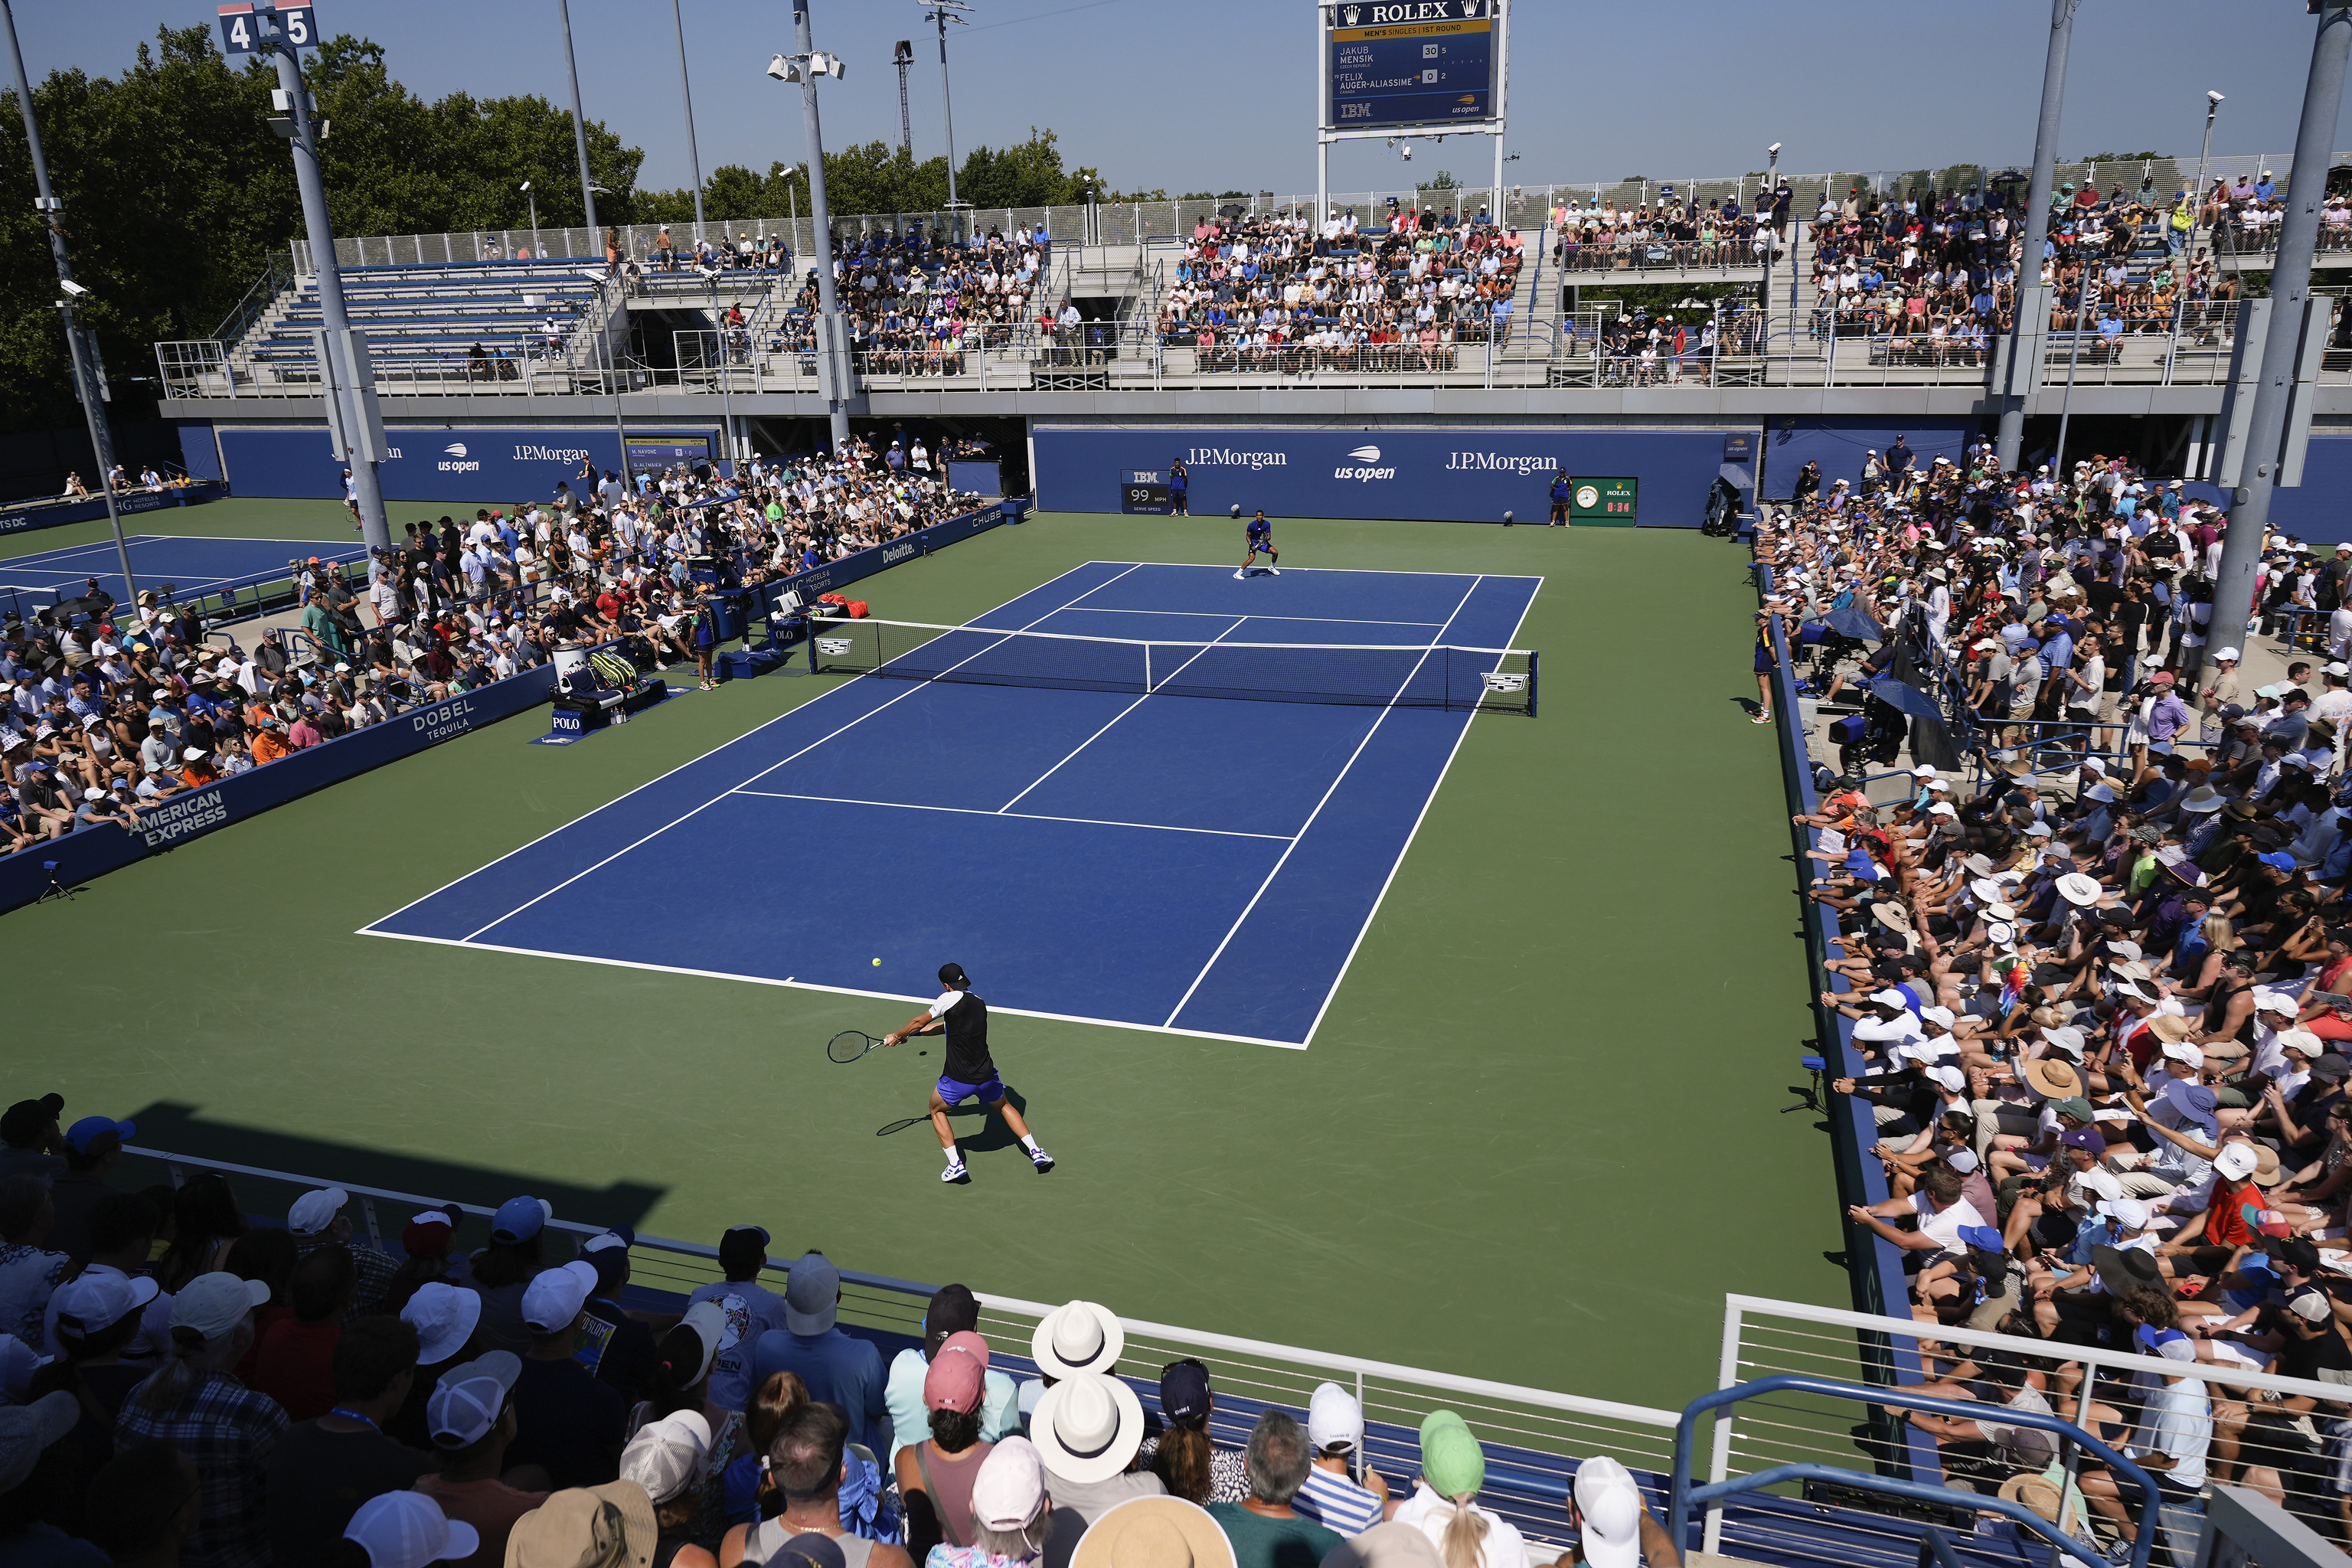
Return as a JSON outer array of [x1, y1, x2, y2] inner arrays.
[[452, 564, 1146, 942], [1049, 606, 1446, 629], [1158, 574, 1486, 1031], [992, 613, 1246, 815], [0, 536, 165, 568], [357, 558, 1119, 934], [1299, 583, 1544, 1048], [734, 789, 1290, 841], [1084, 559, 1544, 583], [361, 929, 1310, 1050]]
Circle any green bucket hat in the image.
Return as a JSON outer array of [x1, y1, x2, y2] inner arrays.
[[1419, 1410, 1485, 1497]]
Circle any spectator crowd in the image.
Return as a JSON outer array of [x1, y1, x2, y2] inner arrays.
[[1, 434, 985, 858], [0, 1136, 1677, 1568], [1756, 433, 2352, 1554], [769, 225, 1053, 377]]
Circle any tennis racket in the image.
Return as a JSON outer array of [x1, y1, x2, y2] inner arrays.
[[828, 1030, 887, 1064]]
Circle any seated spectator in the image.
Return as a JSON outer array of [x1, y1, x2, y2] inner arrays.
[[717, 1364, 809, 1529], [1292, 1383, 1385, 1535], [764, 1255, 887, 1456], [686, 1225, 792, 1417], [224, 1229, 299, 1388], [619, 1413, 723, 1568], [503, 1483, 661, 1567], [391, 1282, 484, 1452], [83, 1441, 203, 1568], [42, 1191, 172, 1364], [1030, 1369, 1161, 1524], [0, 1176, 68, 1348], [381, 1204, 466, 1319], [1072, 1495, 1235, 1568], [580, 1225, 662, 1409], [116, 1272, 286, 1568], [505, 1258, 626, 1489], [466, 1194, 554, 1356], [289, 1186, 400, 1320], [47, 1112, 132, 1260], [887, 1285, 1018, 1466], [1139, 1359, 1244, 1506], [1387, 1412, 1530, 1568], [266, 1316, 433, 1563], [895, 1331, 994, 1557], [0, 1094, 64, 1185], [1563, 1455, 1679, 1567], [724, 1400, 917, 1568], [414, 1349, 547, 1568], [339, 1489, 478, 1568], [37, 1268, 166, 1494], [155, 1174, 247, 1293], [1203, 1410, 1338, 1568], [250, 1244, 357, 1420], [0, 1390, 103, 1567]]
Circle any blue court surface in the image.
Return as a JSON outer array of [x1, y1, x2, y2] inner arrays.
[[0, 534, 364, 613], [361, 561, 1541, 1047]]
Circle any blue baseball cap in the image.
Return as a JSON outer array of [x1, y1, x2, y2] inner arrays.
[[2259, 852, 2299, 871], [64, 1116, 134, 1154], [1958, 1225, 2005, 1255], [491, 1194, 550, 1243], [2135, 1324, 2192, 1357], [2017, 639, 2041, 654]]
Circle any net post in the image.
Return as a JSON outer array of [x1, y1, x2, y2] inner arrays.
[[1527, 649, 1539, 717]]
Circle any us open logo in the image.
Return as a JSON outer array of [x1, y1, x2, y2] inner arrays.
[[438, 440, 479, 474], [1335, 444, 1395, 482]]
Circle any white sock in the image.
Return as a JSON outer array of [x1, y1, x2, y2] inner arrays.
[[1019, 1135, 1040, 1152], [943, 1145, 961, 1165]]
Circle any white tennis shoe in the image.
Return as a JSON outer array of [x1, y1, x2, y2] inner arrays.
[[941, 1156, 968, 1182]]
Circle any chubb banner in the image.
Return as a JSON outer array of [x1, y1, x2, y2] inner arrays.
[[1032, 426, 1732, 526], [216, 426, 647, 501]]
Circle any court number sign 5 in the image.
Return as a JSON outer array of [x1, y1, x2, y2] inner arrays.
[[217, 3, 317, 54]]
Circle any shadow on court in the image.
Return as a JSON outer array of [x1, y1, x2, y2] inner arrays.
[[874, 1089, 1032, 1161], [113, 1100, 669, 1246]]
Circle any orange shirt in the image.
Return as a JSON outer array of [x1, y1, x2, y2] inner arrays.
[[251, 731, 292, 766]]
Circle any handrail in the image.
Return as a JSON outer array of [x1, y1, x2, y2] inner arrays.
[[118, 1139, 1682, 1432], [209, 251, 294, 348], [1670, 1374, 2159, 1568]]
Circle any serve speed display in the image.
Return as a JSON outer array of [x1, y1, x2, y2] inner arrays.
[[1119, 470, 1172, 515]]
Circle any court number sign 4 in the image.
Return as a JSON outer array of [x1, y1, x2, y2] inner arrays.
[[217, 3, 317, 54]]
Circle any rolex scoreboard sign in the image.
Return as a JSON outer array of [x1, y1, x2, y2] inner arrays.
[[1323, 0, 1505, 132]]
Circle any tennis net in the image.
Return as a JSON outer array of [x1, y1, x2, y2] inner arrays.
[[805, 617, 1537, 714]]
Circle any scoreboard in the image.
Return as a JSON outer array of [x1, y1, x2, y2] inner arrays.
[[1324, 0, 1500, 132], [1119, 470, 1172, 514]]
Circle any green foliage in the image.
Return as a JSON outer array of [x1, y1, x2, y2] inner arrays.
[[2074, 151, 2162, 163], [1416, 170, 1461, 194]]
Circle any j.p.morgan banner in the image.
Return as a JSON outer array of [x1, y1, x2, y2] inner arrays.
[[1031, 426, 1728, 527], [216, 426, 644, 501]]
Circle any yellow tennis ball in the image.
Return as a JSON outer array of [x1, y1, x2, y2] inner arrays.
[[872, 957, 882, 966]]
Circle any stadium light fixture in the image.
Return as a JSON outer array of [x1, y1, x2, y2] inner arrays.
[[59, 278, 87, 298]]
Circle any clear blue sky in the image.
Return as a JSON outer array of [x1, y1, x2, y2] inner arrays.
[[11, 0, 2352, 205]]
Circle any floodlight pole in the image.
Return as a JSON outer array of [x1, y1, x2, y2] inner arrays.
[[557, 0, 599, 237], [670, 0, 707, 241], [923, 2, 969, 243], [2192, 4, 2352, 697], [0, 0, 137, 603], [263, 6, 390, 554], [792, 3, 853, 451], [1994, 0, 2078, 473]]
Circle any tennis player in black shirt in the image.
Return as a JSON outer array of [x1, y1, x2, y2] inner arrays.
[[883, 963, 1054, 1182]]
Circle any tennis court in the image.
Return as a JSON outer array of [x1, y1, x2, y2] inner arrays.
[[0, 533, 365, 615], [362, 560, 1540, 1047]]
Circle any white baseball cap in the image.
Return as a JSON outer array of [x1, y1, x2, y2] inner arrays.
[[1572, 1455, 1646, 1568], [169, 1272, 271, 1341], [344, 1489, 479, 1568], [2214, 1143, 2261, 1181], [518, 1260, 599, 1334], [426, 1351, 522, 1449], [1307, 1382, 1364, 1455], [2098, 1197, 2151, 1231], [287, 1187, 348, 1236], [400, 1282, 483, 1366]]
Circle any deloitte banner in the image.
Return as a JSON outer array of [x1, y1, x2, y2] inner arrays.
[[217, 426, 645, 502], [1032, 426, 1730, 527]]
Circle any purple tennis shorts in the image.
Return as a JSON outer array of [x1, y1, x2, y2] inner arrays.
[[936, 1073, 1007, 1106]]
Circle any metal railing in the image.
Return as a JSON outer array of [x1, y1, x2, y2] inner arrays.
[[114, 1140, 1683, 1557]]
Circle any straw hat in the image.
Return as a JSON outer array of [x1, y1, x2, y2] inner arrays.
[[2022, 1058, 2082, 1099], [501, 1482, 656, 1568], [1072, 1497, 1236, 1568], [1998, 1471, 2064, 1524]]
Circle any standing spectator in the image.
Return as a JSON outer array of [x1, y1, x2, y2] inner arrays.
[[116, 1272, 287, 1568], [1387, 1413, 1530, 1568], [0, 1178, 68, 1347], [47, 1114, 132, 1262], [1031, 1371, 1161, 1524], [766, 1255, 887, 1456], [1204, 1411, 1340, 1568], [249, 1246, 356, 1423], [414, 1351, 547, 1568], [684, 1226, 792, 1417], [83, 1441, 203, 1568], [505, 1259, 626, 1490], [886, 1285, 1018, 1466], [0, 1096, 64, 1187], [0, 1390, 100, 1566], [1142, 1360, 1243, 1506], [264, 1316, 432, 1563], [1292, 1384, 1385, 1535]]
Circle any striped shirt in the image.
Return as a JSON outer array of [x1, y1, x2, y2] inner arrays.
[[1293, 1465, 1383, 1536]]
